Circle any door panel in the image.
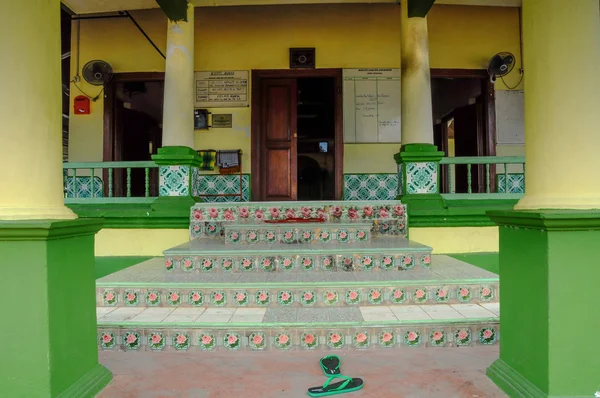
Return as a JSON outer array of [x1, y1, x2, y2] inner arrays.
[[266, 149, 292, 198], [260, 78, 297, 201]]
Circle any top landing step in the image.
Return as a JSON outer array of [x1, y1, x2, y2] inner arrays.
[[190, 201, 409, 239]]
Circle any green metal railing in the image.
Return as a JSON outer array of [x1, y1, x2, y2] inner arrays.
[[63, 161, 158, 203], [439, 156, 525, 199]]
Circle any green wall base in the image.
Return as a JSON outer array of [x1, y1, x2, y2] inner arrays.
[[57, 364, 113, 398], [150, 196, 197, 219], [487, 359, 591, 398], [0, 219, 112, 398], [397, 193, 447, 211], [487, 210, 600, 398]]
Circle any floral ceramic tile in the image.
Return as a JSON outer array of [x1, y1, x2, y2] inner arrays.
[[480, 286, 494, 301], [233, 291, 249, 306], [103, 290, 118, 306], [99, 331, 116, 349], [173, 332, 191, 351], [278, 291, 293, 306], [327, 331, 345, 349], [457, 287, 472, 303], [123, 331, 141, 351], [274, 332, 293, 350], [390, 288, 405, 304], [379, 331, 395, 348], [479, 327, 497, 345], [248, 332, 267, 350], [346, 289, 361, 305], [429, 330, 446, 347], [352, 331, 370, 349], [301, 291, 316, 306], [148, 332, 166, 351], [198, 332, 217, 351], [224, 332, 241, 350], [167, 291, 182, 306], [454, 328, 472, 346], [300, 332, 319, 349], [403, 330, 421, 347], [124, 290, 139, 306], [188, 291, 204, 306]]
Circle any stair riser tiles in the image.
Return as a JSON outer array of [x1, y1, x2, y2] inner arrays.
[[191, 220, 405, 240], [97, 283, 499, 308], [97, 323, 499, 352], [190, 202, 408, 239], [163, 252, 432, 273], [222, 224, 373, 245]]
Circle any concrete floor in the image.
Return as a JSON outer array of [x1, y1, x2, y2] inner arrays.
[[98, 346, 507, 398]]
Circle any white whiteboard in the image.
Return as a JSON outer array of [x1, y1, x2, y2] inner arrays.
[[343, 69, 401, 143], [495, 90, 524, 145]]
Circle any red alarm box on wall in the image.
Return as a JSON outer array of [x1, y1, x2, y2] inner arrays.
[[74, 95, 90, 115]]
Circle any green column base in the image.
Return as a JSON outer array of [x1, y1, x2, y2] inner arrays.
[[152, 146, 201, 199], [487, 210, 600, 398], [0, 219, 112, 398], [395, 143, 447, 211]]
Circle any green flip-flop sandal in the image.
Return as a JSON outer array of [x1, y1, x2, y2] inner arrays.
[[307, 375, 364, 397], [319, 355, 341, 376]]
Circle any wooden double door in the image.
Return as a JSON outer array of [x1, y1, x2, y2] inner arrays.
[[251, 70, 343, 202]]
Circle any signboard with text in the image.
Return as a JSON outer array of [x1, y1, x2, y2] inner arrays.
[[194, 70, 249, 108]]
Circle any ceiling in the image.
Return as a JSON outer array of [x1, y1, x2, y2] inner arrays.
[[63, 0, 521, 15]]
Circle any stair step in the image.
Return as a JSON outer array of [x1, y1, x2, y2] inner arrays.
[[190, 201, 408, 239], [96, 305, 499, 352], [164, 237, 432, 272], [220, 220, 374, 245], [96, 257, 499, 308]]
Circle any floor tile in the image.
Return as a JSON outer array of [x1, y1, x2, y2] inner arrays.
[[359, 306, 393, 314], [297, 308, 329, 323], [130, 308, 175, 322], [389, 305, 430, 320], [480, 303, 500, 315], [263, 308, 298, 323], [230, 308, 267, 323], [162, 308, 205, 323], [97, 307, 116, 317], [100, 307, 145, 322], [419, 304, 454, 312], [327, 307, 364, 322]]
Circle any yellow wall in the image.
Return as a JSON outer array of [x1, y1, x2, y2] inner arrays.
[[410, 226, 499, 254], [95, 226, 498, 256], [96, 229, 189, 256], [70, 4, 521, 173]]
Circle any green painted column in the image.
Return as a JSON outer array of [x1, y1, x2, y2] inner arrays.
[[487, 211, 600, 397], [394, 143, 446, 211], [0, 219, 112, 397], [151, 146, 202, 214]]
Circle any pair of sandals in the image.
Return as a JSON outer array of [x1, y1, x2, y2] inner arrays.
[[307, 355, 364, 397]]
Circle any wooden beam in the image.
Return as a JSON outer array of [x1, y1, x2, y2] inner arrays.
[[407, 0, 436, 18]]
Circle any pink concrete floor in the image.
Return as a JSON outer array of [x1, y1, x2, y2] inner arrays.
[[97, 347, 506, 398]]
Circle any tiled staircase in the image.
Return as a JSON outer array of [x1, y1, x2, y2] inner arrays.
[[96, 201, 500, 352]]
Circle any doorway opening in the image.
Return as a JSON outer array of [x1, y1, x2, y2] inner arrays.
[[431, 70, 496, 193], [104, 73, 165, 197], [251, 69, 343, 202], [297, 77, 336, 200]]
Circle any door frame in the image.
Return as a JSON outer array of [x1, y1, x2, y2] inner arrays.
[[430, 68, 497, 157], [103, 72, 165, 163], [251, 68, 344, 201], [103, 72, 164, 196], [430, 68, 497, 192]]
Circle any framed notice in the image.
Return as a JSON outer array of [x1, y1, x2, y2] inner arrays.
[[194, 70, 249, 108]]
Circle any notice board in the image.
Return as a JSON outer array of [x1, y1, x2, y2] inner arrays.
[[343, 68, 401, 143], [194, 70, 249, 108]]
